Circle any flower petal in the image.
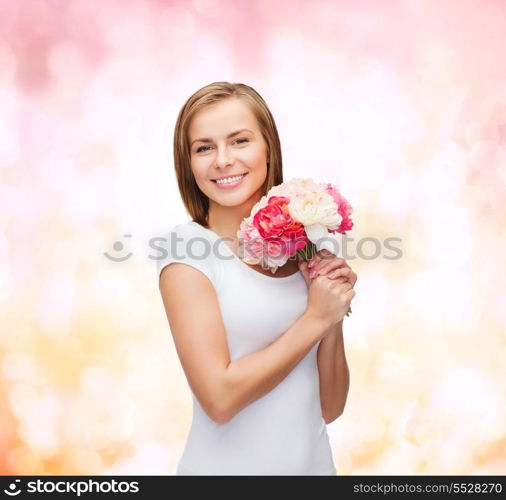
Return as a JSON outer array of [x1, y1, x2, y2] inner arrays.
[[305, 223, 327, 243]]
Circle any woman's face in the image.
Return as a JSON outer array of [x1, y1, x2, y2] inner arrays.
[[188, 98, 269, 208]]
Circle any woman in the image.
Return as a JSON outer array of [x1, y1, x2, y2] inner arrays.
[[157, 81, 357, 475]]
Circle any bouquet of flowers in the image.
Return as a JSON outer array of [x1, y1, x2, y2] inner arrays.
[[237, 177, 354, 315], [237, 177, 353, 269], [237, 179, 353, 273]]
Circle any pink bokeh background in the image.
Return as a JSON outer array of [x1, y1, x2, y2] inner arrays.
[[1, 0, 505, 474]]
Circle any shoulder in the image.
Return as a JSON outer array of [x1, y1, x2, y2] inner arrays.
[[157, 222, 212, 251], [162, 221, 203, 238], [155, 221, 221, 291], [176, 221, 216, 239], [165, 222, 216, 257]]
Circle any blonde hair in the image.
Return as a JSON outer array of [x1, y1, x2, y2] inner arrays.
[[173, 81, 283, 227]]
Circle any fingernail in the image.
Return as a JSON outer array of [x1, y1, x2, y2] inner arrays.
[[308, 260, 314, 268]]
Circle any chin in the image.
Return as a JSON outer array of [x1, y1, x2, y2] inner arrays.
[[211, 193, 251, 207]]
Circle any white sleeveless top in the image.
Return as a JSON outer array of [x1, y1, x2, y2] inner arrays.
[[156, 220, 336, 475]]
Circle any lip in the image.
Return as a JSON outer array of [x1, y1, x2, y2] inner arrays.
[[211, 173, 248, 189]]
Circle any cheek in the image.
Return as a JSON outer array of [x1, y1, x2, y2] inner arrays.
[[189, 164, 211, 193], [243, 145, 267, 167], [190, 161, 206, 180]]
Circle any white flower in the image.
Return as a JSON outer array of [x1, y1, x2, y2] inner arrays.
[[288, 190, 342, 228]]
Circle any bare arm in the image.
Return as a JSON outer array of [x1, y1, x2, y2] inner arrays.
[[317, 320, 350, 424], [159, 263, 331, 424]]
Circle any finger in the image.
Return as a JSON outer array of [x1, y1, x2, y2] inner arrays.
[[325, 273, 348, 283], [331, 276, 349, 284], [308, 249, 334, 268], [312, 248, 331, 258], [327, 268, 352, 279], [314, 265, 349, 280], [317, 253, 344, 266], [298, 260, 311, 286], [328, 267, 356, 288], [338, 281, 353, 293], [317, 249, 333, 261], [310, 258, 346, 278], [327, 278, 349, 291], [310, 262, 334, 277], [349, 272, 358, 287], [307, 254, 321, 269], [330, 276, 351, 285]]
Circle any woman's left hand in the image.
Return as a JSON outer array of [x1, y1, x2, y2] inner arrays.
[[306, 249, 357, 286]]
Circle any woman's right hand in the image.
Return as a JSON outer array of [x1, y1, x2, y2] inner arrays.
[[298, 261, 355, 328]]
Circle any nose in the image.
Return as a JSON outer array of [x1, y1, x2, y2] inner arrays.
[[215, 146, 234, 168]]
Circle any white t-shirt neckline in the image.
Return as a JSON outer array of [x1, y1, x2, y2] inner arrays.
[[188, 220, 301, 283]]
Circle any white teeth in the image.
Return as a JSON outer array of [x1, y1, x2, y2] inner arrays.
[[215, 174, 245, 184]]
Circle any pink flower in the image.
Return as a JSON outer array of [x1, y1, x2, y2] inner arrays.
[[249, 196, 309, 265], [238, 177, 354, 275], [253, 196, 292, 238], [283, 226, 309, 253], [237, 219, 264, 264], [260, 238, 290, 269], [326, 184, 354, 233]]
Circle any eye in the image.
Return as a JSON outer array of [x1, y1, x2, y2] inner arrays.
[[195, 138, 248, 154]]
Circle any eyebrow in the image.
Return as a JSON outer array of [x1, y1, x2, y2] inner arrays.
[[190, 128, 253, 147]]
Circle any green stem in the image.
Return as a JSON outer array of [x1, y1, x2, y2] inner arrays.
[[296, 242, 318, 262]]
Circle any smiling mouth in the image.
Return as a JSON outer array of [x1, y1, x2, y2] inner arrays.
[[211, 173, 248, 183]]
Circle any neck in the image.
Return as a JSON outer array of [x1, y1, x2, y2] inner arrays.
[[207, 190, 264, 241]]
